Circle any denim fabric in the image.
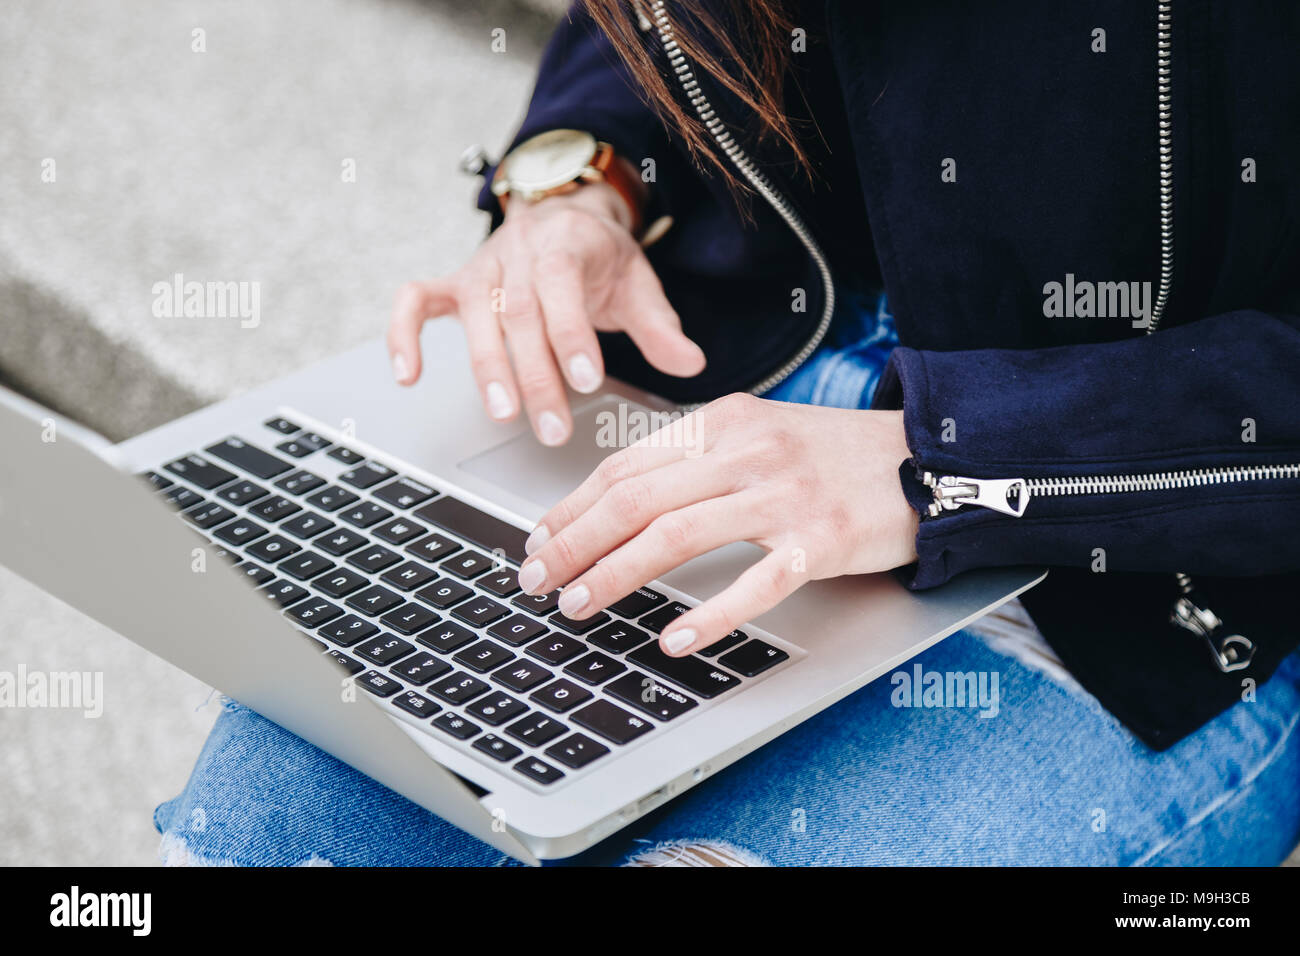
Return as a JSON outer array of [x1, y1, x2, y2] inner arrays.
[[154, 290, 1300, 866]]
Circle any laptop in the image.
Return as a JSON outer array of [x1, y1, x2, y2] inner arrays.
[[0, 318, 1045, 864]]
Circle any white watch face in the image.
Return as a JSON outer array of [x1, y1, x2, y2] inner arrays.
[[501, 129, 598, 193]]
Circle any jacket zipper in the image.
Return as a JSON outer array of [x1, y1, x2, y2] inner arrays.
[[645, 0, 835, 397]]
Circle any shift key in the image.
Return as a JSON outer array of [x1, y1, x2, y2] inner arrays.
[[625, 645, 739, 698]]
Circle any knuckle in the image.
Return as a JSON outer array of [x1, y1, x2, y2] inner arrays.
[[596, 450, 634, 489], [535, 249, 579, 278], [607, 477, 653, 520], [650, 511, 695, 553], [709, 391, 760, 425], [515, 366, 558, 398], [547, 531, 580, 573]]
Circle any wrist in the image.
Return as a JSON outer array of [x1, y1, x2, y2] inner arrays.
[[503, 178, 638, 233]]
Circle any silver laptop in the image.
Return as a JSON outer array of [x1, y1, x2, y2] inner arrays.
[[0, 319, 1044, 864]]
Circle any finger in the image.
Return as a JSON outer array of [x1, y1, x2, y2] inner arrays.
[[500, 277, 572, 446], [616, 257, 707, 377], [387, 279, 459, 385], [659, 547, 806, 656], [526, 415, 708, 554], [535, 251, 605, 394], [518, 456, 738, 598], [460, 268, 520, 422]]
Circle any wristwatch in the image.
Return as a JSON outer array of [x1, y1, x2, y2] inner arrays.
[[491, 129, 647, 237]]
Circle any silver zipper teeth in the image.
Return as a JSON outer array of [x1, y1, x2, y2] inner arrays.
[[1148, 1, 1174, 333], [647, 0, 835, 400]]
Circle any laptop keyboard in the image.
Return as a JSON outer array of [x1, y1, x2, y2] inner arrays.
[[141, 414, 793, 790]]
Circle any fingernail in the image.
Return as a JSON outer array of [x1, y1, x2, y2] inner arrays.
[[663, 628, 696, 656], [558, 585, 589, 618], [567, 353, 601, 393], [392, 352, 411, 384], [518, 560, 546, 594], [537, 411, 566, 446], [525, 524, 549, 555], [485, 381, 513, 420]]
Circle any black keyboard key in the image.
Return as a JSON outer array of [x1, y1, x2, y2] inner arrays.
[[639, 601, 691, 634], [466, 691, 527, 726], [432, 712, 481, 740], [237, 562, 273, 586], [345, 585, 404, 617], [451, 596, 509, 628], [285, 597, 343, 627], [492, 659, 554, 693], [339, 461, 394, 489], [372, 518, 427, 546], [205, 437, 292, 479], [264, 417, 300, 435], [607, 671, 699, 721], [274, 470, 325, 495], [380, 561, 437, 592], [141, 470, 173, 490], [218, 480, 269, 506], [473, 734, 522, 762], [327, 446, 363, 465], [343, 587, 403, 616], [608, 587, 668, 620], [280, 511, 335, 540], [718, 640, 789, 677], [453, 639, 515, 673], [247, 535, 301, 563], [416, 622, 476, 655], [564, 651, 626, 686], [626, 644, 740, 699], [488, 613, 548, 647], [529, 679, 593, 714], [318, 615, 378, 647], [572, 700, 654, 745], [276, 434, 329, 458], [429, 672, 490, 705], [324, 649, 364, 675], [372, 476, 437, 509], [306, 486, 359, 512], [162, 486, 203, 510], [165, 454, 236, 490], [587, 621, 651, 655], [183, 502, 235, 529], [545, 733, 609, 770], [317, 529, 367, 556], [549, 609, 610, 635], [512, 590, 561, 616], [414, 577, 473, 610], [356, 670, 402, 697], [355, 634, 415, 666], [513, 757, 564, 785], [525, 633, 586, 666], [391, 653, 452, 685], [380, 602, 440, 636], [698, 630, 747, 658], [439, 550, 493, 580], [405, 533, 461, 564], [413, 496, 530, 566], [341, 502, 393, 529], [261, 579, 308, 608], [249, 496, 301, 523], [347, 544, 402, 573], [505, 712, 568, 747], [478, 568, 520, 598], [278, 550, 335, 581], [315, 568, 369, 599], [392, 691, 440, 719]]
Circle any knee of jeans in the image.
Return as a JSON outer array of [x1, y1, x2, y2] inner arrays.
[[623, 839, 769, 867]]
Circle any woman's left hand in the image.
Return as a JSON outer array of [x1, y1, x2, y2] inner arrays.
[[517, 392, 920, 656]]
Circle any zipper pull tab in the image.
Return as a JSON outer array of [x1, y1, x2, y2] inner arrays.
[[1169, 574, 1256, 673], [922, 473, 1029, 518]]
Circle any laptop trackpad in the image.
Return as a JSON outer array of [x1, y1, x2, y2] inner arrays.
[[458, 395, 656, 511]]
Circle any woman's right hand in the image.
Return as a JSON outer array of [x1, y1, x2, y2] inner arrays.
[[388, 177, 706, 446]]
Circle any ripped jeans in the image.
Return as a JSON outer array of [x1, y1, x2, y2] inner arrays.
[[154, 289, 1300, 866]]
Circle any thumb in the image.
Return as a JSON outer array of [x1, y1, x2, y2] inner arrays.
[[618, 257, 707, 378]]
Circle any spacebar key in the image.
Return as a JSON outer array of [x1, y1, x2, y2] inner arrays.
[[626, 644, 740, 699], [413, 496, 529, 565]]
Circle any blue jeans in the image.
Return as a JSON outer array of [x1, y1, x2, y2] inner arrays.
[[155, 289, 1300, 866]]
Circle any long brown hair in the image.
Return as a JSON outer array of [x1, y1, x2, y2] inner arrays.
[[580, 0, 808, 187]]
